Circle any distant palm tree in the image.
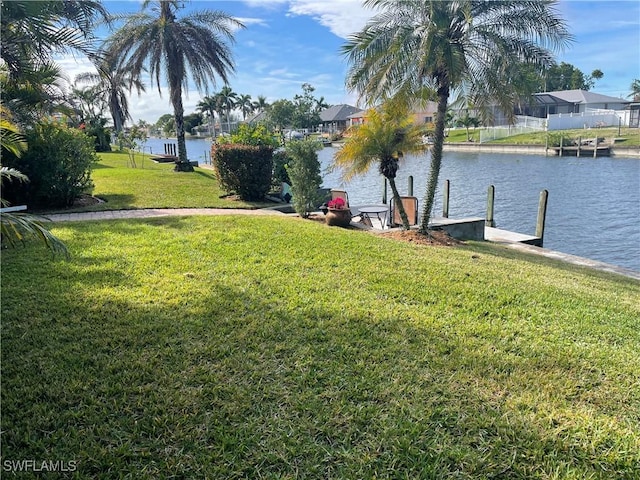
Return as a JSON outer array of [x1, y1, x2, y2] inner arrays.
[[252, 95, 269, 113], [106, 0, 244, 171], [197, 95, 222, 138], [236, 94, 254, 120], [332, 101, 428, 230], [314, 96, 329, 113], [218, 85, 238, 133], [629, 79, 640, 101], [344, 0, 570, 233], [75, 52, 145, 134]]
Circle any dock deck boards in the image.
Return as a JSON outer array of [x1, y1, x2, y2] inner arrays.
[[485, 226, 541, 246]]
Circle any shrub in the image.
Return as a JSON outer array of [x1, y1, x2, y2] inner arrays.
[[284, 139, 323, 218], [2, 120, 98, 208], [272, 149, 291, 187], [211, 144, 274, 201], [222, 124, 279, 148]]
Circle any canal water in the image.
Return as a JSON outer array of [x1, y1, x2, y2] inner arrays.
[[144, 138, 640, 272]]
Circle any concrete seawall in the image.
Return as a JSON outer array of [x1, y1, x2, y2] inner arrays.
[[443, 143, 640, 158]]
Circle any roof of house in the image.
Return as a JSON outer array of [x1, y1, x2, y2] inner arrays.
[[319, 104, 363, 122], [534, 89, 630, 105], [245, 110, 268, 123]]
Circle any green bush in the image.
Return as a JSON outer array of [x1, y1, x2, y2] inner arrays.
[[272, 149, 291, 187], [222, 124, 279, 147], [211, 144, 274, 201], [284, 139, 323, 218], [2, 120, 98, 208]]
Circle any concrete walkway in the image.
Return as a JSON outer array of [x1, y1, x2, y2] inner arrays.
[[42, 207, 639, 281], [43, 207, 285, 222]]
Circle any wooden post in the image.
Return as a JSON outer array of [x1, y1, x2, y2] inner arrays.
[[577, 137, 581, 157], [382, 178, 388, 204], [408, 176, 414, 196], [536, 189, 549, 246], [486, 185, 495, 227], [442, 179, 450, 218], [559, 136, 564, 156], [593, 136, 598, 158]]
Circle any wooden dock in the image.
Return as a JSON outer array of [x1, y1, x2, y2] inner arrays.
[[484, 227, 542, 246]]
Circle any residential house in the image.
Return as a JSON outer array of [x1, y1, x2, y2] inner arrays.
[[319, 104, 363, 133]]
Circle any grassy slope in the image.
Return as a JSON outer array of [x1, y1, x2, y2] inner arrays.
[[2, 216, 638, 478]]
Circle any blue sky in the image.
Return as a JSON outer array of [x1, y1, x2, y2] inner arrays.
[[59, 0, 640, 124]]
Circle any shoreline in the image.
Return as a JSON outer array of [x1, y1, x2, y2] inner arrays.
[[443, 142, 640, 158]]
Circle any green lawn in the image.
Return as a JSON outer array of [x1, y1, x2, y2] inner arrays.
[[44, 151, 273, 213], [2, 216, 638, 478]]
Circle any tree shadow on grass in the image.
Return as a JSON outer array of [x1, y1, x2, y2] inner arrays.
[[2, 241, 637, 478]]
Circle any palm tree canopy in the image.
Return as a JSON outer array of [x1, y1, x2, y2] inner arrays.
[[105, 0, 244, 167], [332, 102, 427, 181], [75, 52, 146, 132], [106, 1, 244, 99], [1, 0, 108, 78], [344, 0, 571, 117]]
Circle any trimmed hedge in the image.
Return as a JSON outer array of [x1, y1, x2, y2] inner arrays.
[[211, 144, 274, 201]]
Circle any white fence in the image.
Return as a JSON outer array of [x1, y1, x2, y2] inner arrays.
[[479, 115, 545, 143], [547, 109, 625, 130]]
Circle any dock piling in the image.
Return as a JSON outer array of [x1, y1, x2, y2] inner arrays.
[[442, 180, 450, 218], [486, 185, 495, 227], [408, 176, 414, 196], [536, 189, 549, 246]]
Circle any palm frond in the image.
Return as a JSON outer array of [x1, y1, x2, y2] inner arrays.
[[0, 212, 69, 258]]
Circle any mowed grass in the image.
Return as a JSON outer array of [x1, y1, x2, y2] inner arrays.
[[46, 151, 272, 212], [2, 215, 639, 479]]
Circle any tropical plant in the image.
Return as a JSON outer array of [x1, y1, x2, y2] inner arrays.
[[252, 95, 270, 113], [455, 112, 482, 142], [218, 85, 238, 133], [236, 94, 254, 120], [0, 104, 27, 157], [284, 139, 323, 218], [332, 102, 427, 230], [629, 79, 640, 101], [197, 95, 223, 138], [343, 0, 570, 234], [0, 0, 107, 79], [2, 121, 98, 208], [75, 52, 146, 134], [105, 0, 244, 171]]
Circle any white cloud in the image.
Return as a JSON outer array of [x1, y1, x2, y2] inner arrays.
[[287, 0, 376, 38]]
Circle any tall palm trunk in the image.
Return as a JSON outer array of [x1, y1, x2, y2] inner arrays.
[[419, 80, 450, 234], [381, 156, 410, 230], [387, 176, 410, 230], [171, 87, 193, 172]]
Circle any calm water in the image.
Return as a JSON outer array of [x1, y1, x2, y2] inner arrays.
[[144, 138, 640, 272], [319, 148, 639, 272]]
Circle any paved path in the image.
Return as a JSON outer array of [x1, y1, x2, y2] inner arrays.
[[44, 207, 285, 222], [42, 207, 639, 281]]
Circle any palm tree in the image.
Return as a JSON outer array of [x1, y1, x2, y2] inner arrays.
[[332, 101, 427, 230], [236, 94, 254, 120], [75, 52, 146, 134], [106, 0, 244, 171], [1, 0, 108, 124], [252, 95, 269, 113], [218, 85, 238, 133], [343, 0, 570, 234], [197, 95, 222, 138], [628, 79, 640, 102], [1, 0, 107, 79]]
